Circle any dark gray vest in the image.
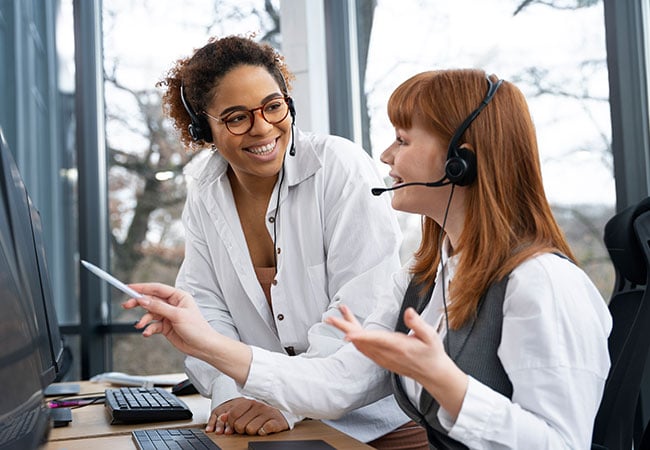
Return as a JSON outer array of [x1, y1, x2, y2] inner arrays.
[[391, 276, 514, 449]]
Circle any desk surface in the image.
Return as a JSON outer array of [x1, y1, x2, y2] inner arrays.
[[44, 420, 371, 449], [45, 377, 372, 449]]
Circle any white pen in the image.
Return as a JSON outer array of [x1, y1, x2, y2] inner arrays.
[[80, 260, 143, 298]]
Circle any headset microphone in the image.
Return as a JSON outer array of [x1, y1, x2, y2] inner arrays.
[[287, 97, 296, 156], [272, 65, 297, 157], [371, 177, 450, 196]]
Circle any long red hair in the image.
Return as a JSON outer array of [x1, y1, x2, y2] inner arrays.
[[387, 69, 575, 329]]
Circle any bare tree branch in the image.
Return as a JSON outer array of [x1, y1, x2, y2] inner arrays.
[[514, 0, 599, 16]]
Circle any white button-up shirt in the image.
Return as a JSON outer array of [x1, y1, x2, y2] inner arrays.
[[176, 129, 410, 442], [243, 251, 612, 449]]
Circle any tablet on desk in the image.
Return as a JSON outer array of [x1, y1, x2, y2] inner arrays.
[[248, 440, 335, 449], [90, 371, 180, 387], [44, 383, 81, 396]]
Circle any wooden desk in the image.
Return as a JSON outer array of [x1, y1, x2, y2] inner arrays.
[[44, 420, 372, 449], [44, 378, 372, 449]]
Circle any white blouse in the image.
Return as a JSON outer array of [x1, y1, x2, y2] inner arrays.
[[176, 129, 410, 442], [243, 251, 612, 449]]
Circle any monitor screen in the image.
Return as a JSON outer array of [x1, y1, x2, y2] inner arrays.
[[28, 194, 65, 377], [0, 129, 64, 387], [0, 133, 50, 449]]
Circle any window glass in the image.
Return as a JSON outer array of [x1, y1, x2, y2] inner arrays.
[[646, 0, 650, 118], [365, 0, 615, 297], [100, 0, 616, 376], [55, 0, 79, 327], [102, 0, 279, 374]]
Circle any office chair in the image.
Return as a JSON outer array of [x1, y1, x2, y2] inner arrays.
[[592, 197, 650, 450]]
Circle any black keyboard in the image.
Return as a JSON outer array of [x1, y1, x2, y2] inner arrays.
[[0, 404, 50, 449], [105, 387, 193, 424], [0, 406, 39, 444], [132, 428, 222, 450]]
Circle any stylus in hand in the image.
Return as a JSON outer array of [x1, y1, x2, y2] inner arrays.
[[81, 260, 143, 298]]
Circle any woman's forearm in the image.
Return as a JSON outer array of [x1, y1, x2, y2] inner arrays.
[[123, 282, 254, 384], [193, 329, 253, 385]]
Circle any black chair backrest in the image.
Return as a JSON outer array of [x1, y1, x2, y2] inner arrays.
[[592, 197, 650, 450]]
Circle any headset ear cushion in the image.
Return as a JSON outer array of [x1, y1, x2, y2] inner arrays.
[[188, 117, 213, 143], [199, 116, 213, 143], [188, 123, 201, 142], [445, 147, 476, 186]]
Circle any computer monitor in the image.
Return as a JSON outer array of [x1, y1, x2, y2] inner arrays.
[[0, 134, 51, 449], [0, 129, 65, 387], [28, 194, 66, 379]]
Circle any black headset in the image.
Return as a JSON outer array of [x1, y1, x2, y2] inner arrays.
[[275, 66, 297, 156], [444, 75, 503, 186], [179, 66, 296, 149], [180, 83, 213, 143]]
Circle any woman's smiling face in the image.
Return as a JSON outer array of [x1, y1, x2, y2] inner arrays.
[[204, 64, 292, 185], [380, 121, 451, 217]]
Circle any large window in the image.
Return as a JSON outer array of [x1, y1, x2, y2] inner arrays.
[[20, 0, 642, 379], [364, 0, 615, 297], [100, 0, 615, 377]]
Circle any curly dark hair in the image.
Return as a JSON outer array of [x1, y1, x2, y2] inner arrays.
[[158, 34, 294, 149]]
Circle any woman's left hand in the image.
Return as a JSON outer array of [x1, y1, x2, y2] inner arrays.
[[326, 305, 468, 418], [207, 398, 289, 436], [327, 305, 443, 380]]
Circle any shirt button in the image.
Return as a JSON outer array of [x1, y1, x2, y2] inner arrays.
[[268, 217, 275, 223], [277, 247, 281, 254], [272, 279, 278, 285], [277, 314, 284, 321]]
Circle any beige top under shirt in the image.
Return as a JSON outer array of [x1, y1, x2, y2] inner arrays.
[[254, 266, 275, 308]]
